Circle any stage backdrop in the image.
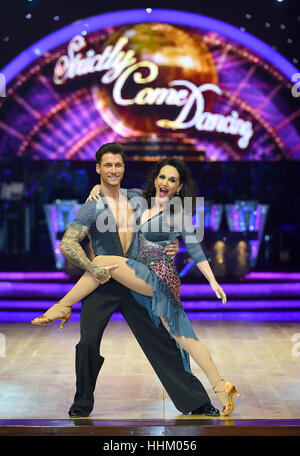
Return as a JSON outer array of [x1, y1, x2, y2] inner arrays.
[[0, 9, 299, 161]]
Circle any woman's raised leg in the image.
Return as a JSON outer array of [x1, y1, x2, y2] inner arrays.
[[91, 256, 153, 296], [31, 255, 153, 325]]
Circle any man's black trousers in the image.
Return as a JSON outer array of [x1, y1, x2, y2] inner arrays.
[[71, 280, 211, 416]]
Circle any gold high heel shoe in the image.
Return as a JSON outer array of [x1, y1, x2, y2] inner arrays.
[[213, 378, 242, 416], [31, 300, 72, 330]]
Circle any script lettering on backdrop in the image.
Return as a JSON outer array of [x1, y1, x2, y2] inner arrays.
[[54, 35, 254, 149]]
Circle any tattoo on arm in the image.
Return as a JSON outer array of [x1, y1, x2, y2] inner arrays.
[[59, 222, 111, 282], [59, 222, 95, 273]]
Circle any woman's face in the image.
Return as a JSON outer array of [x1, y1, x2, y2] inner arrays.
[[154, 165, 183, 201]]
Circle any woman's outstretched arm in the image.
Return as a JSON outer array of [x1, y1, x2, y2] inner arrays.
[[196, 260, 226, 304]]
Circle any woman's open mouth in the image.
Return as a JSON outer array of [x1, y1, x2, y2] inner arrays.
[[159, 187, 169, 197]]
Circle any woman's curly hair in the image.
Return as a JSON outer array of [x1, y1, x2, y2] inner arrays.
[[142, 158, 197, 214]]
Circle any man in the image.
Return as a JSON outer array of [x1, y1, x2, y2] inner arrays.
[[60, 142, 219, 418]]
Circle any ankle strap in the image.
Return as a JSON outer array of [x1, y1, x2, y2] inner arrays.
[[213, 378, 224, 391]]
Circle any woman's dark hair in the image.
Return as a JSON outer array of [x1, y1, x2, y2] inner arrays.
[[143, 158, 197, 214], [95, 142, 125, 164]]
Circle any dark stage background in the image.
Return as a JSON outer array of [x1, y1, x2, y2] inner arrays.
[[1, 157, 299, 276], [0, 0, 299, 278]]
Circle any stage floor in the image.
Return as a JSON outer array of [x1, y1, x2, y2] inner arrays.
[[0, 319, 299, 421]]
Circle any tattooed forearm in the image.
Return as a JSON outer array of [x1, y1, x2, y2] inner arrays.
[[60, 222, 114, 283], [59, 222, 95, 274]]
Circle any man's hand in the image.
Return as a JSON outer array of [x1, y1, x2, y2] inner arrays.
[[165, 239, 179, 259], [91, 264, 119, 284]]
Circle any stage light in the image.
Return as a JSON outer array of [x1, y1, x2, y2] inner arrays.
[[287, 38, 293, 43], [245, 14, 252, 19], [44, 200, 81, 270], [212, 241, 226, 273], [25, 13, 32, 19], [53, 16, 60, 21], [225, 201, 270, 268], [203, 202, 224, 232], [146, 8, 152, 13], [265, 22, 271, 28], [236, 241, 248, 268], [280, 24, 286, 29], [3, 36, 9, 42]]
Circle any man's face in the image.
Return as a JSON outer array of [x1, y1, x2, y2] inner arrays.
[[96, 153, 125, 187]]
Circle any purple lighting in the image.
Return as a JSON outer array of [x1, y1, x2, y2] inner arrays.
[[182, 300, 300, 310], [0, 282, 73, 297], [245, 272, 300, 281], [185, 312, 300, 322], [0, 272, 70, 280], [0, 300, 81, 309], [0, 310, 299, 323], [0, 9, 298, 87], [1, 281, 300, 298], [0, 274, 299, 322], [1, 9, 298, 162], [180, 283, 300, 297]]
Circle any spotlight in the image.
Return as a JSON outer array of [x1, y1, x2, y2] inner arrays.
[[146, 8, 152, 13], [25, 0, 40, 7]]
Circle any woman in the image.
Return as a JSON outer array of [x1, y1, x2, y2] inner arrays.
[[32, 158, 241, 416]]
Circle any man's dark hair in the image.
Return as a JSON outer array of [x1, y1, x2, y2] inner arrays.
[[95, 142, 125, 164]]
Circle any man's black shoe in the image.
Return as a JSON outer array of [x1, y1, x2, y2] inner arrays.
[[191, 403, 220, 416], [68, 408, 90, 418]]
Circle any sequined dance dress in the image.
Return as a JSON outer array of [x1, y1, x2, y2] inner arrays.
[[126, 209, 207, 373]]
